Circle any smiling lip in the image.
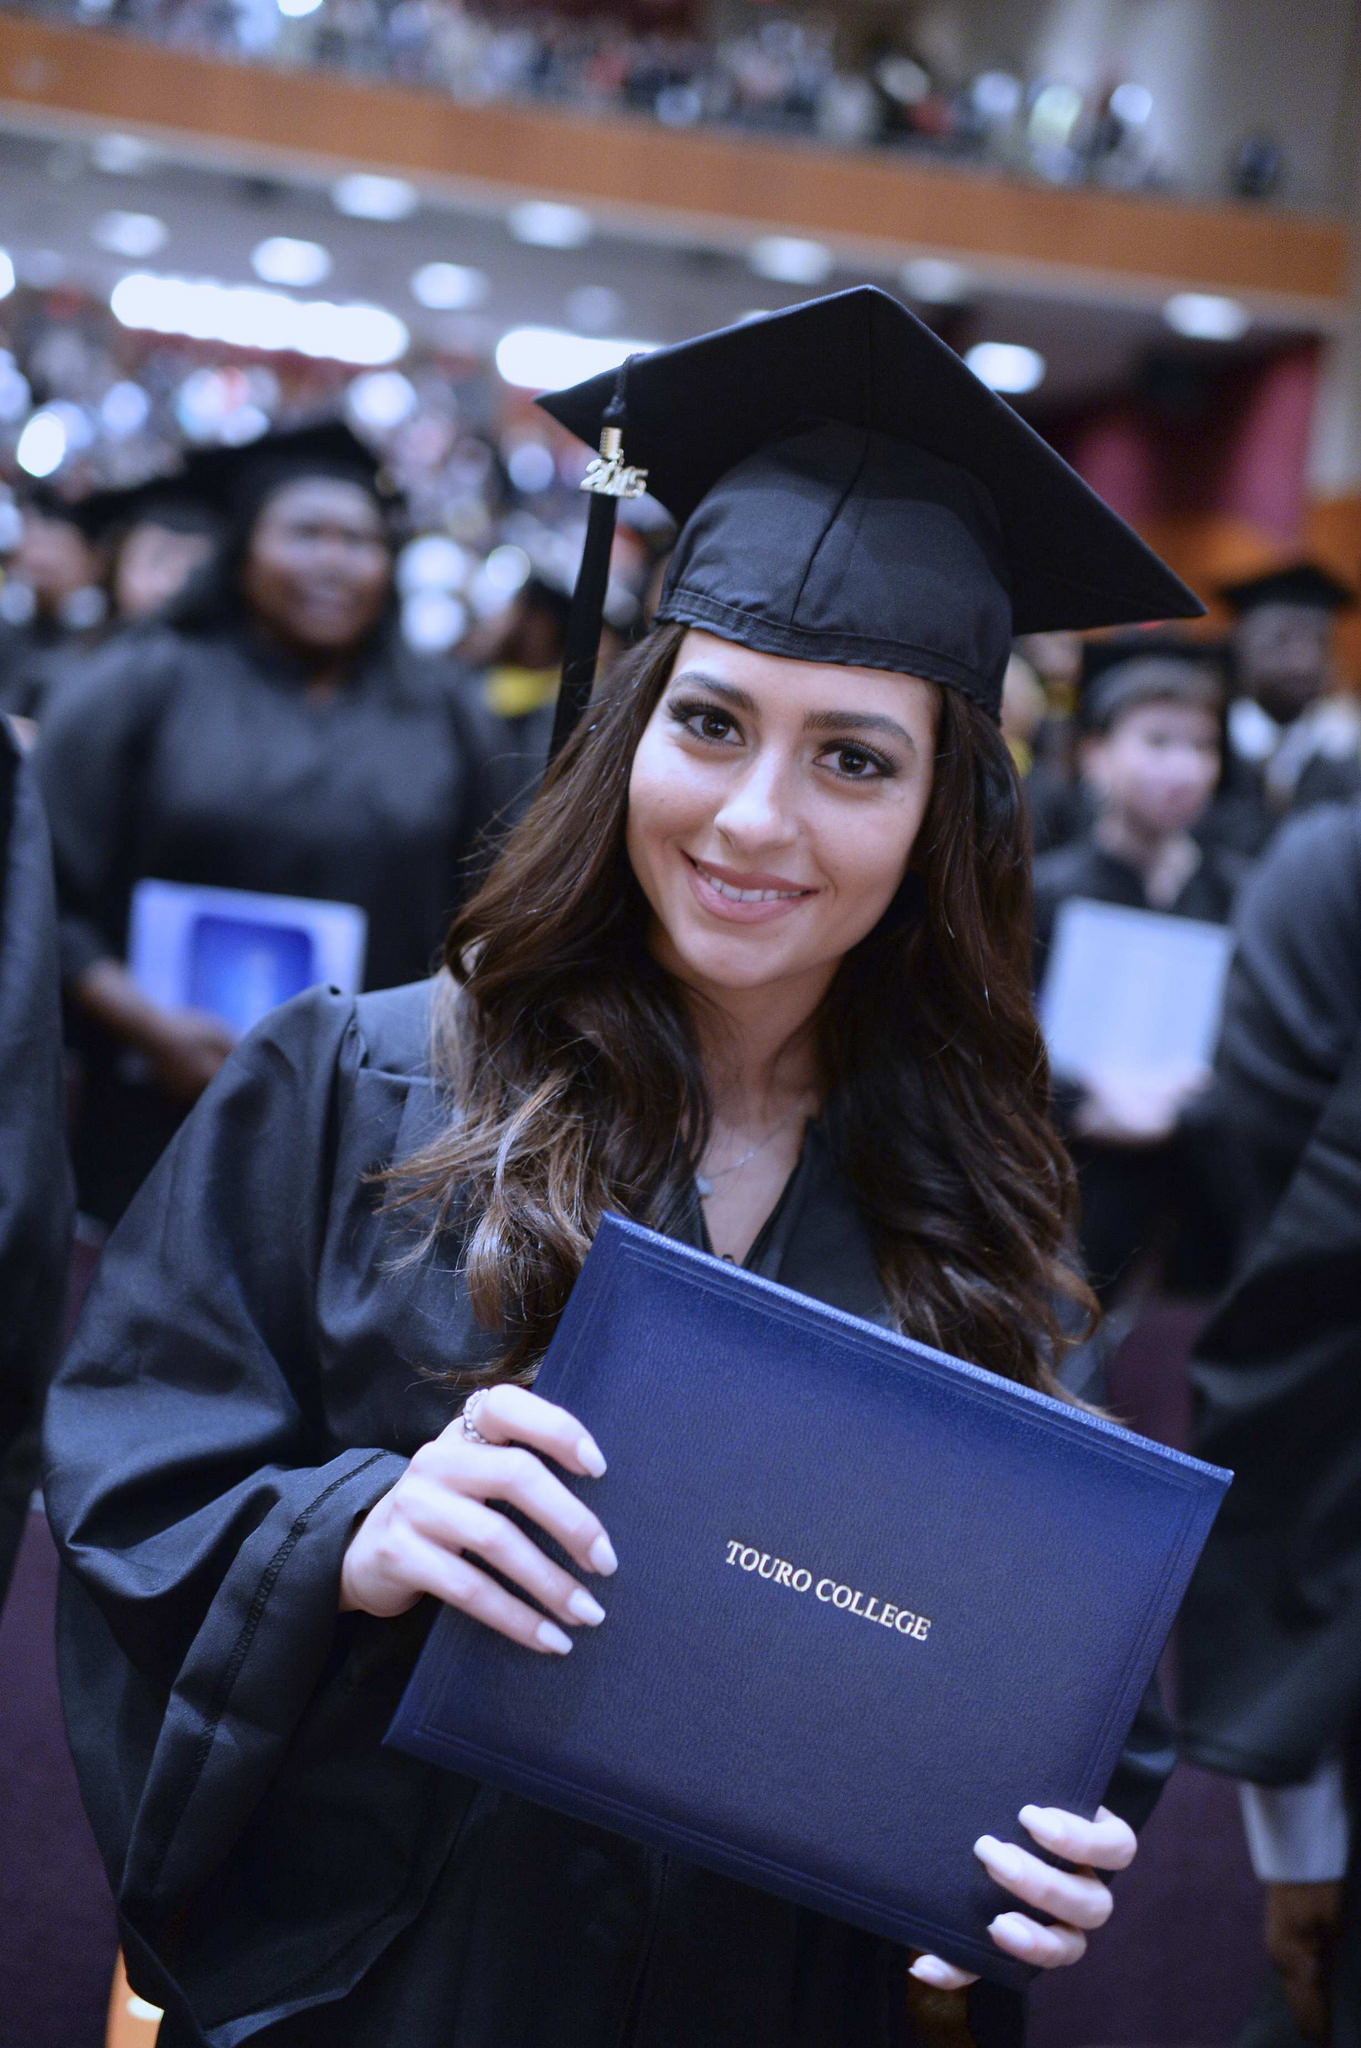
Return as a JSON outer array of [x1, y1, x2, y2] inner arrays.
[[683, 853, 815, 924]]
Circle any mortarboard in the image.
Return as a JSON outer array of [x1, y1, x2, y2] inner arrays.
[[71, 466, 224, 546], [537, 287, 1202, 754], [1217, 562, 1357, 616], [184, 419, 399, 530], [1076, 634, 1226, 733]]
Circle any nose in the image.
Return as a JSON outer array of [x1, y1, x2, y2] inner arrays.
[[712, 747, 799, 854]]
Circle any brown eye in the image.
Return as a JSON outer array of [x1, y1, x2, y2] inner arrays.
[[823, 742, 893, 780]]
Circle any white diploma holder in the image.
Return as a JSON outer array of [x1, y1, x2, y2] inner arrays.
[[1039, 898, 1234, 1093], [128, 878, 368, 1038]]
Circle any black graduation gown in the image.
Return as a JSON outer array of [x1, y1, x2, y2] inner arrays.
[[0, 719, 73, 1602], [34, 622, 505, 1223], [1178, 803, 1361, 2045], [44, 980, 1172, 2048], [0, 614, 90, 721], [1031, 835, 1246, 1298]]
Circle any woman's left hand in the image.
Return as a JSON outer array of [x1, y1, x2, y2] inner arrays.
[[909, 1805, 1136, 1990]]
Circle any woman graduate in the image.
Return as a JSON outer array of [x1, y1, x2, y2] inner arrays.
[[35, 421, 503, 1224], [45, 289, 1200, 2047]]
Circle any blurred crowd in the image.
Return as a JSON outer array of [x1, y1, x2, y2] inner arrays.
[[4, 379, 1359, 1299], [3, 0, 1289, 199]]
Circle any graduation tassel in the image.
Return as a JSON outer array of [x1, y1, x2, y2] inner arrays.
[[549, 358, 648, 762]]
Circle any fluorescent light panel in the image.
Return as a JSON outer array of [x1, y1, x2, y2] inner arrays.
[[964, 341, 1046, 394], [1164, 292, 1250, 341], [252, 237, 332, 288], [494, 325, 657, 391], [110, 273, 408, 365], [332, 174, 420, 222]]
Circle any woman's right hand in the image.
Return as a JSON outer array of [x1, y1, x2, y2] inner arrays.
[[339, 1384, 616, 1655], [147, 1007, 239, 1103]]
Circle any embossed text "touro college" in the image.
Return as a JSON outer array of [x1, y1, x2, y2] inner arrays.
[[723, 1540, 932, 1641]]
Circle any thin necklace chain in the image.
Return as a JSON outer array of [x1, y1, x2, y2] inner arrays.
[[695, 1105, 807, 1199]]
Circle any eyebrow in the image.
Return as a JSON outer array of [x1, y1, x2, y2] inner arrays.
[[668, 668, 917, 752]]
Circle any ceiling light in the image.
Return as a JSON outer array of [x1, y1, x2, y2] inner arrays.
[[252, 236, 332, 288], [964, 341, 1046, 394], [398, 534, 470, 593], [90, 133, 156, 175], [111, 273, 409, 365], [899, 256, 971, 304], [1110, 82, 1153, 127], [748, 236, 834, 286], [0, 248, 13, 299], [101, 380, 151, 437], [93, 210, 168, 259], [875, 56, 930, 106], [1029, 82, 1084, 147], [332, 174, 420, 222], [16, 410, 68, 478], [346, 368, 418, 431], [410, 261, 489, 310], [506, 201, 594, 250], [403, 588, 467, 654], [972, 71, 1023, 123], [278, 0, 324, 15], [506, 438, 557, 494], [1163, 292, 1250, 341], [494, 325, 656, 392]]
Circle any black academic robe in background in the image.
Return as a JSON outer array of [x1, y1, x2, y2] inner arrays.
[[1031, 835, 1246, 1299], [0, 720, 73, 1604], [0, 614, 94, 722], [35, 622, 506, 1223], [44, 981, 1172, 2048], [1179, 802, 1361, 2046]]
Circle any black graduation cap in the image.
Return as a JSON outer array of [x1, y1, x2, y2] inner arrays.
[[72, 467, 224, 545], [185, 419, 399, 529], [1217, 561, 1357, 616], [16, 481, 110, 543], [537, 287, 1202, 751], [1076, 632, 1227, 733]]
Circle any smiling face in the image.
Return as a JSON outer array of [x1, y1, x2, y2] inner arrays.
[[240, 476, 391, 656], [625, 628, 939, 1011]]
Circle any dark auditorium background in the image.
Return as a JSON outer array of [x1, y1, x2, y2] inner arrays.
[[3, 1, 1361, 2044]]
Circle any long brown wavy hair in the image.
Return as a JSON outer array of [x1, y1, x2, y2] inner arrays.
[[387, 620, 1091, 1393]]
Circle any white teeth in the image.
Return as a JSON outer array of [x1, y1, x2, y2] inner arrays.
[[696, 863, 804, 903]]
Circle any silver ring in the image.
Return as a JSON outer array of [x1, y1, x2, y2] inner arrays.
[[459, 1390, 493, 1446]]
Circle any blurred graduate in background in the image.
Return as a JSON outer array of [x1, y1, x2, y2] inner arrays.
[[36, 420, 506, 1226], [1208, 563, 1361, 855], [0, 488, 109, 730], [1032, 641, 1245, 1303]]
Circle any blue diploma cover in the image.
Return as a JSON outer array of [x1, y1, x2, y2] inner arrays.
[[389, 1216, 1229, 1985]]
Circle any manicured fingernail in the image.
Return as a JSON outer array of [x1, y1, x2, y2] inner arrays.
[[567, 1588, 606, 1626], [589, 1533, 618, 1575], [976, 1837, 1026, 1879], [536, 1620, 573, 1654], [990, 1913, 1037, 1954], [577, 1437, 607, 1477], [909, 1956, 958, 1986], [1019, 1804, 1060, 1838]]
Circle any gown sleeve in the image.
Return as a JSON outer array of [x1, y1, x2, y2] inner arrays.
[[42, 987, 460, 2033], [33, 634, 181, 983]]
